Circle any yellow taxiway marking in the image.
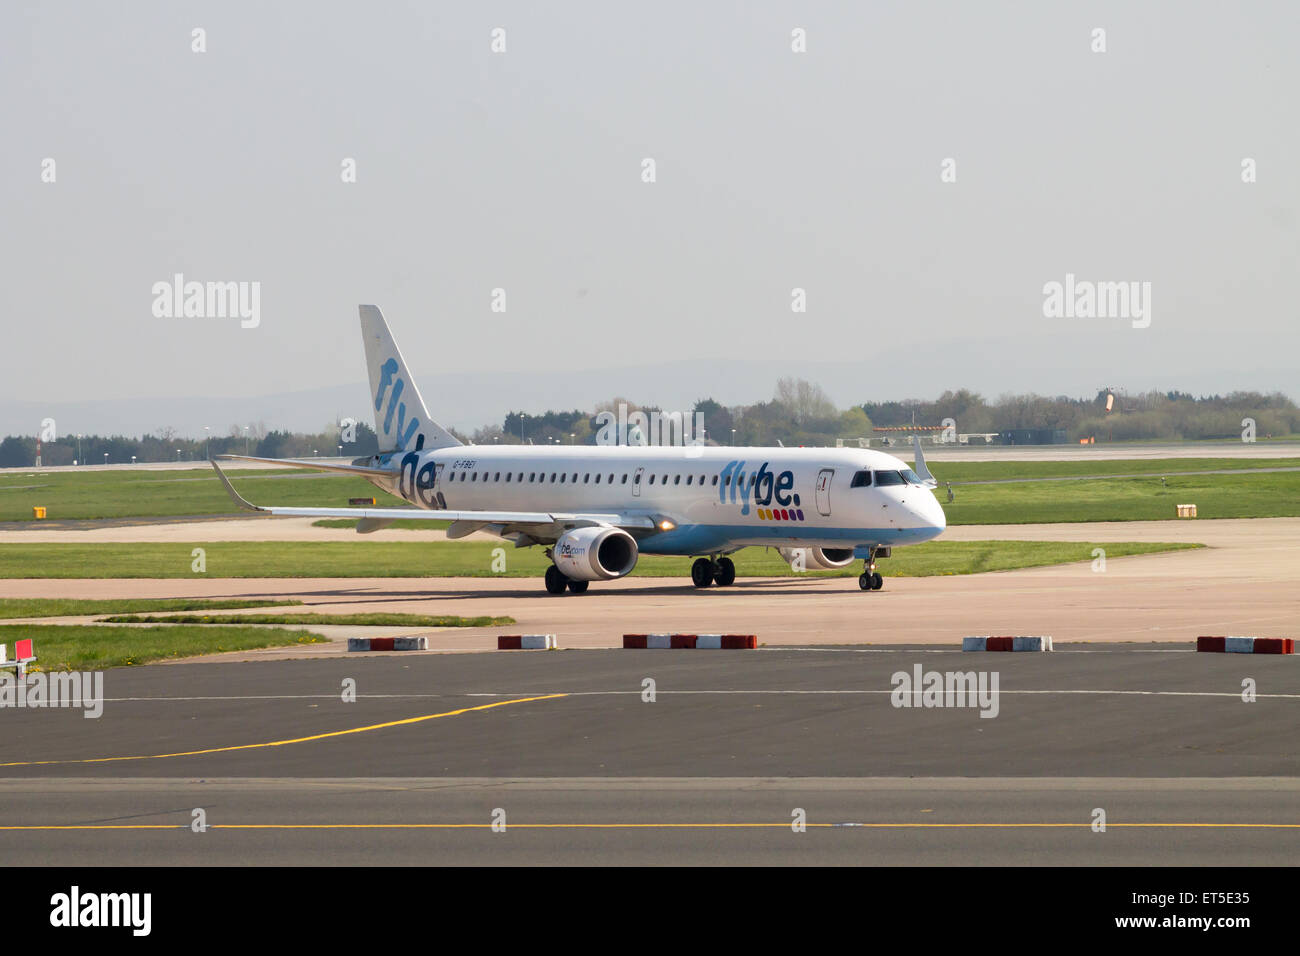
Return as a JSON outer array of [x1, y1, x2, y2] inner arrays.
[[1, 822, 1296, 831], [0, 693, 567, 768]]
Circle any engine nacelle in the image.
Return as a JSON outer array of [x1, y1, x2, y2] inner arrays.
[[552, 526, 639, 581], [777, 546, 857, 571]]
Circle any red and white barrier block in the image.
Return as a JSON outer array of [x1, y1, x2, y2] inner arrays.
[[346, 636, 429, 652], [623, 634, 757, 649], [497, 634, 558, 650], [962, 636, 1053, 652], [1197, 636, 1293, 654], [0, 639, 36, 678]]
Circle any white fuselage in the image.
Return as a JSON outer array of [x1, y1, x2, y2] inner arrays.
[[365, 444, 946, 556]]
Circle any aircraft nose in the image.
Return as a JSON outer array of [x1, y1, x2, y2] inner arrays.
[[913, 492, 946, 538], [931, 497, 947, 533]]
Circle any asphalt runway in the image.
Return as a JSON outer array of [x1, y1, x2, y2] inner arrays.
[[0, 648, 1295, 864]]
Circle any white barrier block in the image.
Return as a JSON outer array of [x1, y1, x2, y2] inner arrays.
[[1012, 636, 1051, 652], [646, 634, 672, 649], [520, 634, 556, 650], [962, 637, 988, 651], [393, 636, 429, 651], [696, 635, 722, 649], [1224, 637, 1256, 654]]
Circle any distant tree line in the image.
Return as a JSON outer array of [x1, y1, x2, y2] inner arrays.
[[0, 421, 380, 468], [3, 386, 1297, 467], [863, 389, 1300, 441]]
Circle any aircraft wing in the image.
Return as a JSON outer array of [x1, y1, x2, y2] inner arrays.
[[911, 436, 940, 488], [209, 458, 660, 533]]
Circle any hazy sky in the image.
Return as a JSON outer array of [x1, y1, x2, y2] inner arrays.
[[3, 1, 1297, 435]]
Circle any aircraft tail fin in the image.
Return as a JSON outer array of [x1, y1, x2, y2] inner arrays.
[[359, 305, 461, 453]]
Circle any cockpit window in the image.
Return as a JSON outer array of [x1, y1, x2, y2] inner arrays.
[[900, 468, 923, 484], [850, 470, 872, 488], [873, 470, 905, 486]]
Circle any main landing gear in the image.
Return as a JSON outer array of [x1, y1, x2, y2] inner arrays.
[[858, 571, 883, 591], [691, 556, 736, 588], [544, 564, 589, 595], [858, 548, 884, 591]]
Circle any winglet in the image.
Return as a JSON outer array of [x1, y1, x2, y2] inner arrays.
[[912, 436, 939, 488], [210, 458, 266, 513]]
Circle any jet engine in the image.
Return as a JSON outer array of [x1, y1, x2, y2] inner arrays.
[[552, 526, 639, 581], [777, 546, 856, 571]]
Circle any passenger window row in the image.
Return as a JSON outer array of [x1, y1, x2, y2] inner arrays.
[[452, 468, 921, 488], [452, 470, 741, 487]]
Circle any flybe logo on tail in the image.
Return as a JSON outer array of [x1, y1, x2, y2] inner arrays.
[[374, 357, 422, 450], [720, 460, 804, 520]]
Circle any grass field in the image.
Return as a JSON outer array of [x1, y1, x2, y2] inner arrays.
[[0, 539, 1200, 579], [0, 467, 403, 522], [920, 457, 1300, 481], [3, 624, 328, 671], [0, 597, 302, 619], [4, 459, 1297, 526], [935, 470, 1300, 524], [98, 612, 514, 627]]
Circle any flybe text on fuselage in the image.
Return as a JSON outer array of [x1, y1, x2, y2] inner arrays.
[[719, 460, 802, 519]]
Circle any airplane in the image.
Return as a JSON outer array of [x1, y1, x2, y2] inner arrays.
[[209, 305, 947, 594]]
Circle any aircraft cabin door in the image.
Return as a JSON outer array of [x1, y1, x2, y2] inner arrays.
[[632, 466, 645, 497], [815, 468, 834, 516]]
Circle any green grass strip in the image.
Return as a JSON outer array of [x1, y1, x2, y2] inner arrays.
[[97, 612, 513, 627], [2, 624, 328, 671], [0, 597, 302, 619]]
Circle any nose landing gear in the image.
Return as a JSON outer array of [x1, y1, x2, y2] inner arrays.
[[858, 548, 884, 591]]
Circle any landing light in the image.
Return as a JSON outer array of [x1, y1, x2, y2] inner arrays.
[[658, 519, 676, 531]]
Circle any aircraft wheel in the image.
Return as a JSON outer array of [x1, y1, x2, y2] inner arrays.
[[567, 578, 589, 594], [691, 558, 715, 588], [871, 572, 883, 590], [858, 573, 872, 591], [714, 557, 736, 586], [544, 565, 569, 594]]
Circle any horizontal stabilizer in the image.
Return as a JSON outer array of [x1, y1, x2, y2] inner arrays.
[[213, 454, 394, 478]]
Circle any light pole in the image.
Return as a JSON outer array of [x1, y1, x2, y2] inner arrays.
[[103, 453, 108, 466], [337, 445, 342, 457], [243, 426, 250, 455], [176, 449, 180, 461], [731, 428, 736, 446], [203, 425, 210, 460], [520, 413, 526, 444], [131, 455, 137, 465], [570, 432, 575, 445], [76, 434, 82, 463]]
